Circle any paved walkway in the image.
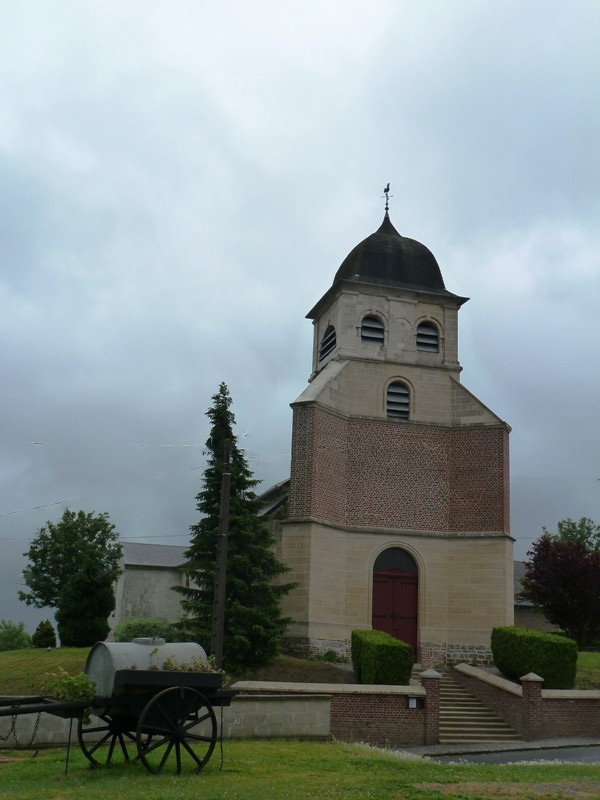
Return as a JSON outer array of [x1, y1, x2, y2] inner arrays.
[[401, 738, 600, 758]]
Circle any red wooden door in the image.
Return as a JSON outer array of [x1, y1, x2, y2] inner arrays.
[[372, 568, 418, 652]]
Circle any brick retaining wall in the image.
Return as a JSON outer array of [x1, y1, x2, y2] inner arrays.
[[454, 664, 600, 740], [330, 693, 424, 746], [235, 681, 432, 747], [0, 680, 436, 749], [453, 664, 523, 734]]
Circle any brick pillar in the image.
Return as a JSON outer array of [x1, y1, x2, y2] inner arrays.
[[420, 668, 441, 745], [521, 672, 544, 741]]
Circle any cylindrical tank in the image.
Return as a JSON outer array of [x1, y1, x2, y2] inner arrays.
[[85, 639, 209, 698]]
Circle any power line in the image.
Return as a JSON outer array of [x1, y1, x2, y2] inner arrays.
[[121, 534, 191, 540], [0, 487, 123, 518], [0, 463, 210, 522], [0, 438, 293, 523]]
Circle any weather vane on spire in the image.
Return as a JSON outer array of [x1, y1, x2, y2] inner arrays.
[[382, 183, 392, 213]]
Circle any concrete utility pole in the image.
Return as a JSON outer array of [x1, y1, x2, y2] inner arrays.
[[210, 439, 232, 669]]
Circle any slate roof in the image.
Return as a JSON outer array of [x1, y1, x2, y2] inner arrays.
[[258, 478, 290, 517], [307, 213, 468, 320], [122, 541, 188, 568], [514, 560, 532, 606], [337, 213, 450, 290]]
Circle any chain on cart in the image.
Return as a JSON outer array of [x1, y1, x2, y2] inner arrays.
[[0, 707, 42, 747]]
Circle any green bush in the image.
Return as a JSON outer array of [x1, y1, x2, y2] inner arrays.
[[491, 625, 578, 689], [32, 619, 57, 648], [351, 630, 368, 681], [351, 629, 413, 685], [311, 650, 344, 664], [114, 617, 180, 643], [57, 613, 110, 647], [0, 620, 32, 652]]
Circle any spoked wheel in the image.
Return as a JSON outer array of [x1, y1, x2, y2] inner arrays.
[[77, 713, 143, 767], [135, 686, 217, 774]]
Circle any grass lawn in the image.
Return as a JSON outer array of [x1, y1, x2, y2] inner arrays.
[[574, 651, 600, 689], [1, 739, 600, 800], [2, 650, 600, 798]]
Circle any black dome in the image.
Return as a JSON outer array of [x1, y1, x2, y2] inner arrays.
[[334, 213, 447, 293]]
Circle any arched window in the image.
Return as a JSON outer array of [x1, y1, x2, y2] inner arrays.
[[374, 547, 418, 574], [416, 321, 439, 352], [360, 314, 384, 343], [387, 381, 410, 419], [319, 324, 336, 361]]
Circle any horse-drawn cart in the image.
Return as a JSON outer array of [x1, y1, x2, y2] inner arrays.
[[0, 639, 235, 774]]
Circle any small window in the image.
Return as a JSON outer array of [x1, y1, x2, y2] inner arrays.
[[319, 325, 336, 361], [416, 321, 439, 352], [361, 314, 384, 343], [387, 381, 410, 419]]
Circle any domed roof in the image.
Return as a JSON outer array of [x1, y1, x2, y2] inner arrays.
[[334, 213, 447, 293]]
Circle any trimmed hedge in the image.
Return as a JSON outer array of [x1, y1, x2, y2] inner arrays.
[[351, 629, 413, 685], [491, 625, 577, 689], [351, 629, 367, 682], [114, 617, 180, 643]]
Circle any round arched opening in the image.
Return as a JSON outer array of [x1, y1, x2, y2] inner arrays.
[[372, 548, 418, 652]]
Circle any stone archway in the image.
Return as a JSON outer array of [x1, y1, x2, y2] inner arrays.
[[372, 547, 418, 652]]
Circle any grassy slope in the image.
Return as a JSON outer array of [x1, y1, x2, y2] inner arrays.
[[0, 649, 356, 695], [0, 648, 87, 695], [0, 648, 599, 695], [573, 650, 600, 689], [240, 654, 357, 684]]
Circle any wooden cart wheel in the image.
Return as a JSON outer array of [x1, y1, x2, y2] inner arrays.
[[77, 713, 141, 767], [135, 686, 217, 774]]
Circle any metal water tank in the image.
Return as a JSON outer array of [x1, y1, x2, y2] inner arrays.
[[85, 639, 209, 697]]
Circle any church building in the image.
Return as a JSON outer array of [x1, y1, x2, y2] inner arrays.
[[276, 196, 514, 666]]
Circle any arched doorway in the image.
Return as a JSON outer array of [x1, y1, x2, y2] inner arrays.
[[372, 548, 418, 652]]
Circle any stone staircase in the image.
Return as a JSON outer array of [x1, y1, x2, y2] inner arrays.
[[438, 669, 519, 743]]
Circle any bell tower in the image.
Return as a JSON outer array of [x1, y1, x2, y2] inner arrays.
[[279, 194, 513, 666]]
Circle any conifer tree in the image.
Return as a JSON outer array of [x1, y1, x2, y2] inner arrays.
[[177, 383, 294, 673]]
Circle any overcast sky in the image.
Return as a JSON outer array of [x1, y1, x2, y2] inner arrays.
[[2, 1, 600, 632]]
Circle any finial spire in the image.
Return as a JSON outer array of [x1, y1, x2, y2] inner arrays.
[[382, 183, 392, 213]]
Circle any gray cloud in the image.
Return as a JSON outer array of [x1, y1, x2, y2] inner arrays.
[[1, 1, 599, 629]]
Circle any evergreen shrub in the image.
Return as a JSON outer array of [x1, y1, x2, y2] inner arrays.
[[491, 625, 578, 689], [351, 629, 413, 685], [32, 619, 57, 648], [114, 617, 179, 643], [57, 614, 110, 648], [175, 383, 295, 673]]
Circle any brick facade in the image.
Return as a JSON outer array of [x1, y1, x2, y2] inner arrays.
[[289, 405, 509, 532]]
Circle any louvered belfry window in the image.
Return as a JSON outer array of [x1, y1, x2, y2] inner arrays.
[[319, 324, 336, 361], [361, 314, 384, 343], [416, 321, 439, 352], [387, 381, 410, 419]]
